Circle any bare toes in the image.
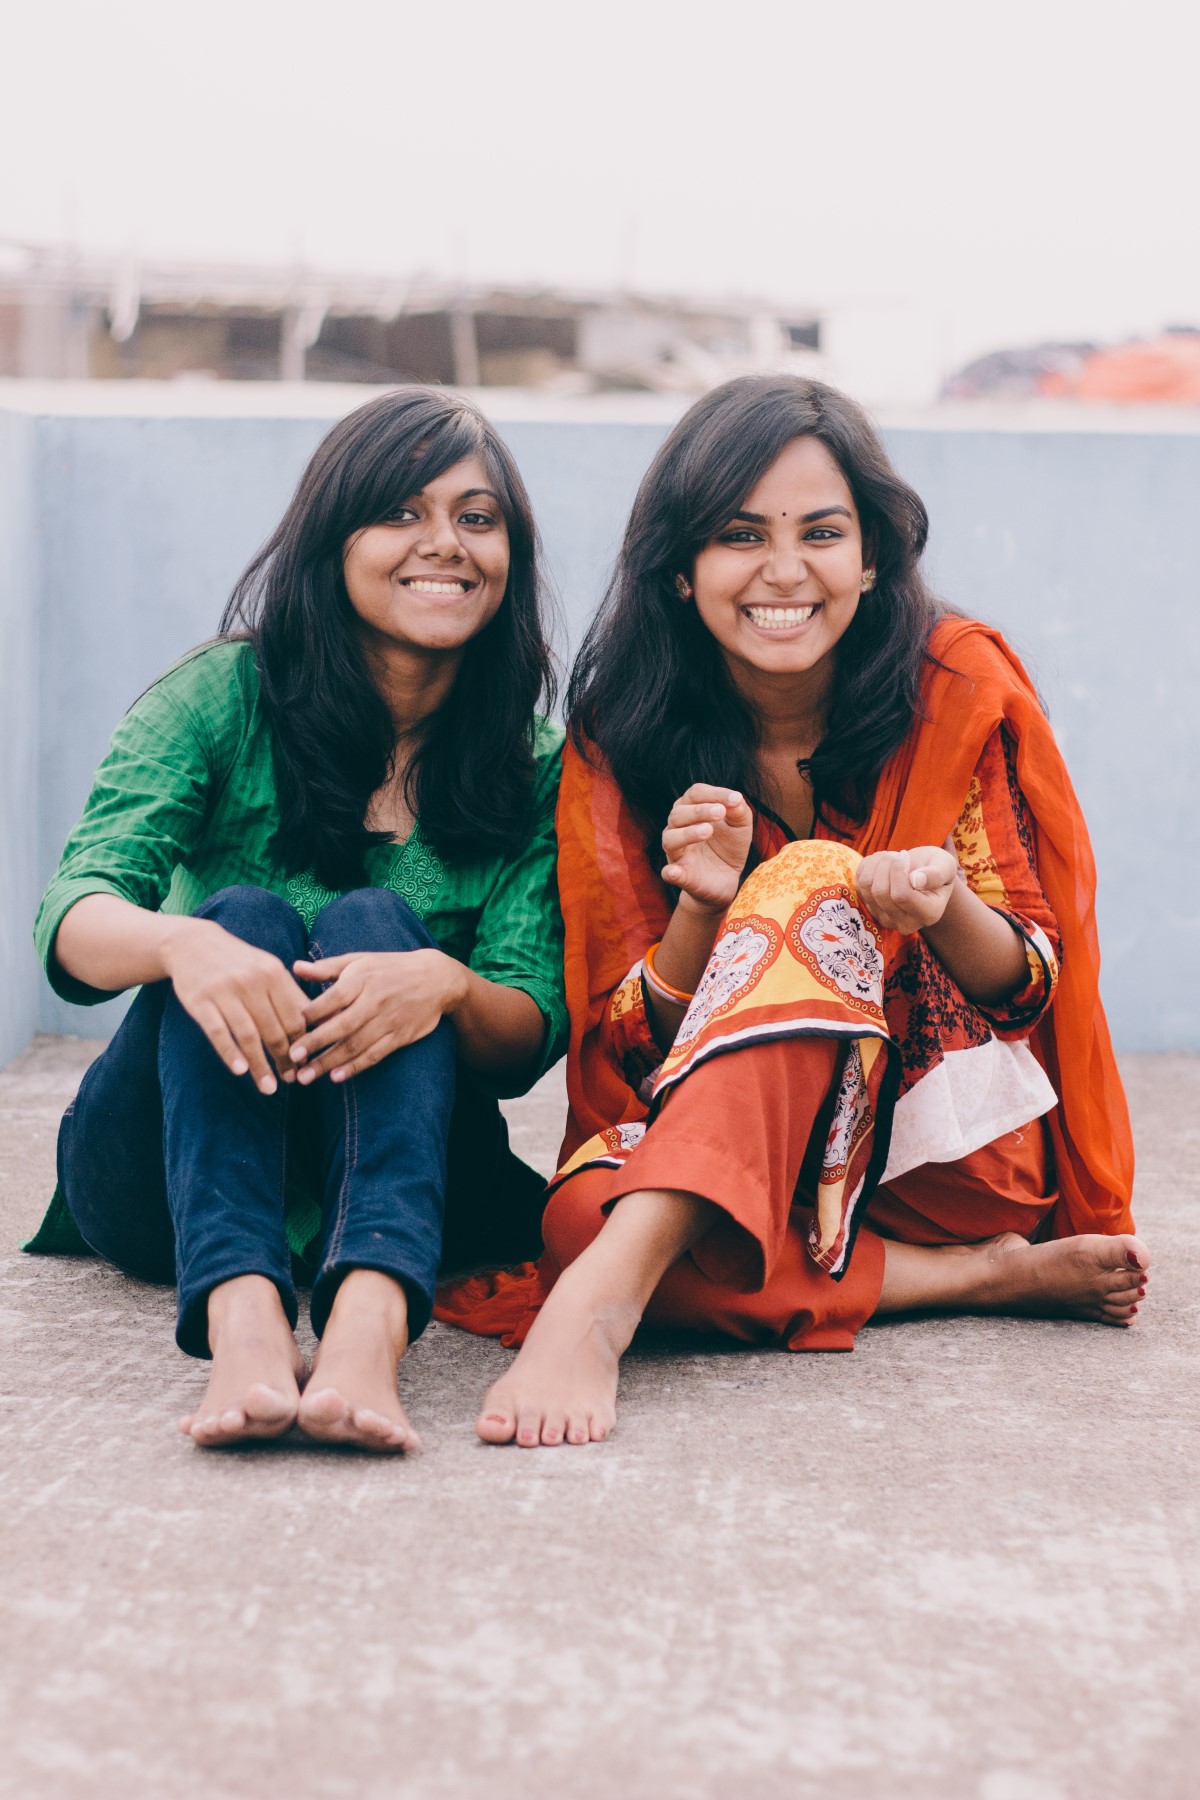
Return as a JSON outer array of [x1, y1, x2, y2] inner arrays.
[[540, 1410, 567, 1447], [477, 1404, 517, 1445], [515, 1405, 543, 1449]]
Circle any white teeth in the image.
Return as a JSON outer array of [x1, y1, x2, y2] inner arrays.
[[744, 604, 817, 630], [405, 579, 469, 594]]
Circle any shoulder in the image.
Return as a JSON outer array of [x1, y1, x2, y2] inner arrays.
[[927, 615, 1032, 689], [529, 716, 565, 802], [124, 638, 261, 761], [138, 637, 258, 714]]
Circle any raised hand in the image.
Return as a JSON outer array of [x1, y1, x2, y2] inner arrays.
[[289, 948, 467, 1084], [855, 843, 961, 935], [660, 784, 755, 914], [162, 918, 309, 1094]]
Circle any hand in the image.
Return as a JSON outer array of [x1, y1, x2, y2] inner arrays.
[[289, 948, 468, 1084], [161, 917, 309, 1094], [854, 844, 961, 935], [661, 784, 755, 913]]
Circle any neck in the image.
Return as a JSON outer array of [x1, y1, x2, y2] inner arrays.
[[730, 651, 837, 760], [359, 631, 464, 744]]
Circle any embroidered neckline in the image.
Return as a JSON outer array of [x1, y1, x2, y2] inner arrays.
[[284, 820, 446, 929]]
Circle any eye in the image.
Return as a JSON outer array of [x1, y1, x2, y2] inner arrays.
[[805, 527, 843, 541], [459, 509, 498, 528], [384, 507, 419, 525], [715, 528, 762, 545]]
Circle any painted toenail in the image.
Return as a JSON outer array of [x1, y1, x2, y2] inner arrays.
[[1126, 1252, 1142, 1268]]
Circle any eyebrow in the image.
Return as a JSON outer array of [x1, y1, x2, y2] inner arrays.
[[731, 505, 853, 526], [456, 487, 502, 504]]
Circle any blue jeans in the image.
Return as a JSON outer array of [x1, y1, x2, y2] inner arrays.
[[57, 885, 546, 1358]]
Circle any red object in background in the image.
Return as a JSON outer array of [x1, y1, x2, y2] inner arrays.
[[1039, 335, 1200, 402]]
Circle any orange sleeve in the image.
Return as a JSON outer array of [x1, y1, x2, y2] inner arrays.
[[951, 726, 1062, 1037]]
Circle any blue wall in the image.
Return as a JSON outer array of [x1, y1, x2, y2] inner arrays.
[[2, 391, 1197, 1055]]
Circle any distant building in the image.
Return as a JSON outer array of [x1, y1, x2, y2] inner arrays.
[[944, 329, 1200, 404], [0, 242, 824, 393]]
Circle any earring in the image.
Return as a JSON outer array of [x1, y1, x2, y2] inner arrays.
[[860, 568, 877, 592], [675, 574, 693, 601]]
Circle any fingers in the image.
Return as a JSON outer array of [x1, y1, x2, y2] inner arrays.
[[294, 999, 371, 1068], [222, 997, 279, 1094], [298, 1025, 402, 1085], [666, 801, 729, 830], [676, 784, 745, 809], [193, 1002, 252, 1079], [662, 822, 717, 855], [298, 973, 361, 1029], [293, 953, 356, 983]]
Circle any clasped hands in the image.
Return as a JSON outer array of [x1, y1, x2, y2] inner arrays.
[[660, 782, 962, 932], [164, 918, 466, 1094]]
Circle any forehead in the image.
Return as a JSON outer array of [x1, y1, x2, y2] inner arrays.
[[410, 452, 494, 498], [741, 436, 855, 515]]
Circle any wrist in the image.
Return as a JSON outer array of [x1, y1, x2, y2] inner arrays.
[[436, 951, 472, 1017], [157, 912, 211, 980], [675, 889, 731, 923]]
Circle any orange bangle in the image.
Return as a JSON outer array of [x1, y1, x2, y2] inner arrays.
[[643, 940, 695, 1006]]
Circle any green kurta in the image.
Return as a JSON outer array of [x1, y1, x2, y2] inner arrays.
[[28, 638, 567, 1258]]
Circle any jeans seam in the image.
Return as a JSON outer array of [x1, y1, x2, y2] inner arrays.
[[324, 1072, 358, 1274]]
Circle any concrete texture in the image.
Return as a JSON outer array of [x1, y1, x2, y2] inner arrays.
[[1, 1038, 1197, 1800], [2, 384, 1199, 1050]]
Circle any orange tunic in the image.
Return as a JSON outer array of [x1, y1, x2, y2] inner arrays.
[[435, 619, 1134, 1349]]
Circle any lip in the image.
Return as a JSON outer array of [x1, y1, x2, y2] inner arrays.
[[741, 601, 822, 637]]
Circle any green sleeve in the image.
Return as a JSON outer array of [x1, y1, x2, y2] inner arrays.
[[467, 728, 568, 1097], [33, 655, 231, 1006]]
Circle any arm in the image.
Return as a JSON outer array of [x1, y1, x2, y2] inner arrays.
[[856, 729, 1062, 1019], [645, 784, 755, 1048], [38, 653, 308, 1090], [57, 893, 308, 1093], [288, 947, 547, 1086]]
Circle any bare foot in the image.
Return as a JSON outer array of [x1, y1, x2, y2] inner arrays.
[[975, 1231, 1149, 1324], [178, 1274, 306, 1448], [297, 1269, 420, 1452], [476, 1262, 642, 1448]]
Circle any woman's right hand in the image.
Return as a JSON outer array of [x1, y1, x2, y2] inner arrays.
[[661, 784, 755, 913], [161, 917, 309, 1094]]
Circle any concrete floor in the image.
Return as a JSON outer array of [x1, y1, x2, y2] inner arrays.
[[0, 1037, 1197, 1800]]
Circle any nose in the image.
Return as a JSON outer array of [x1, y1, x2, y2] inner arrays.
[[414, 512, 465, 561], [761, 545, 807, 593]]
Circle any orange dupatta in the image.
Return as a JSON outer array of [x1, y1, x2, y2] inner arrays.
[[555, 616, 1133, 1239], [435, 617, 1133, 1344]]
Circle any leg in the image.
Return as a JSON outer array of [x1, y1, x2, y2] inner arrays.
[[440, 1070, 548, 1273], [163, 886, 309, 1445], [870, 1126, 1148, 1325], [875, 1236, 1147, 1324], [58, 981, 177, 1283], [477, 1037, 849, 1446], [297, 889, 455, 1451]]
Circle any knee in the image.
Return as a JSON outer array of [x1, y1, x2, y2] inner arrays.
[[311, 886, 433, 956], [736, 839, 862, 912], [194, 885, 306, 959]]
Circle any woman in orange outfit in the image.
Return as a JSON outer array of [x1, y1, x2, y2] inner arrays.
[[436, 375, 1146, 1447]]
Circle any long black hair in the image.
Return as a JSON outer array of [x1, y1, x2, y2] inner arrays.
[[568, 374, 943, 836], [220, 388, 556, 888]]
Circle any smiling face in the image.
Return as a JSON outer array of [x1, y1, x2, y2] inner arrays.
[[689, 435, 867, 693], [341, 454, 510, 660]]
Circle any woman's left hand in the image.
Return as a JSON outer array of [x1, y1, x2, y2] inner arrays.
[[288, 949, 468, 1083], [855, 844, 961, 935]]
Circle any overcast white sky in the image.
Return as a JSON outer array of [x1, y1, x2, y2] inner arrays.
[[3, 0, 1198, 372]]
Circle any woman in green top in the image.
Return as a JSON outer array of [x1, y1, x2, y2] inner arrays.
[[33, 388, 567, 1452]]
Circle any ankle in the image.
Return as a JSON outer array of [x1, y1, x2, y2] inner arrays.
[[324, 1269, 410, 1356], [207, 1274, 290, 1349]]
